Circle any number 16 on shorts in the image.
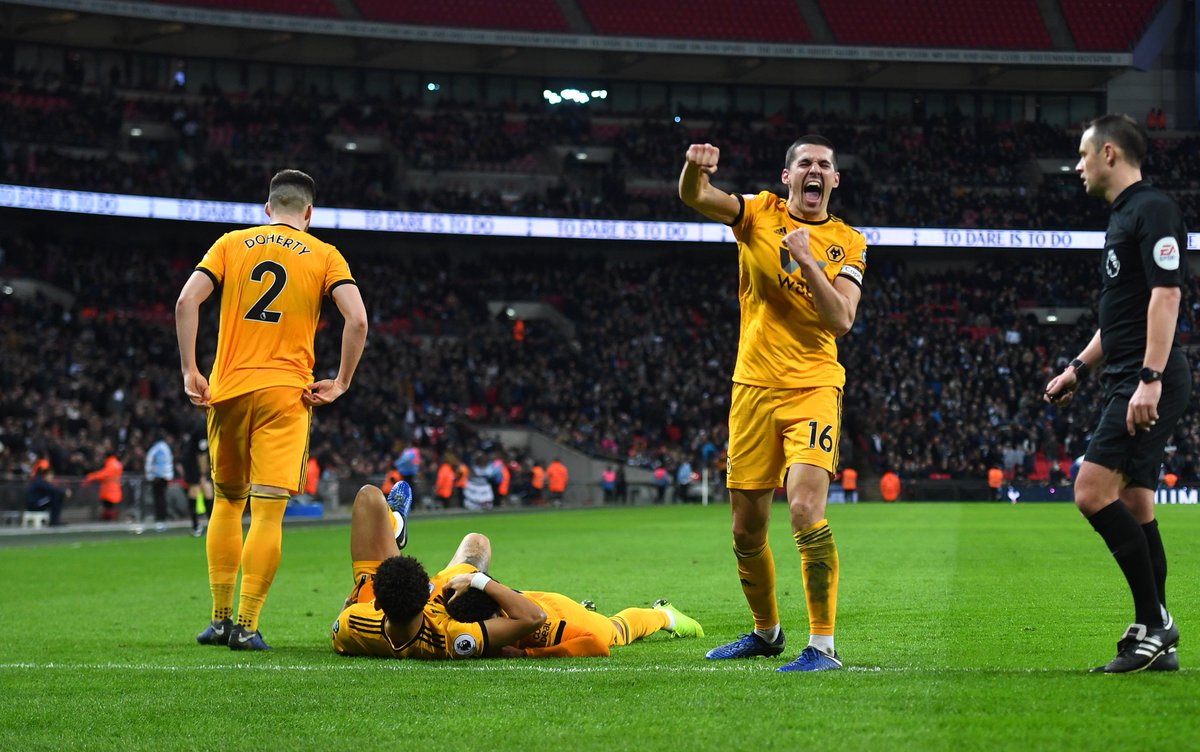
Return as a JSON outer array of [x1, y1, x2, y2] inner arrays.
[[806, 421, 834, 453]]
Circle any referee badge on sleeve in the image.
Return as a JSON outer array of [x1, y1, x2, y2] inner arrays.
[[1153, 237, 1180, 271]]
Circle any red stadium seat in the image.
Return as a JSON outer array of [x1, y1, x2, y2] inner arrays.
[[578, 0, 810, 42], [818, 0, 1052, 49], [354, 0, 569, 32], [140, 0, 1156, 50], [1059, 0, 1160, 51]]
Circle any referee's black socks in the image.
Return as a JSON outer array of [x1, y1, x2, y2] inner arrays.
[[1087, 500, 1164, 627], [1142, 518, 1167, 609]]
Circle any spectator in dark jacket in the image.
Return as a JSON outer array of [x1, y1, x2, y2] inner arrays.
[[26, 460, 69, 526]]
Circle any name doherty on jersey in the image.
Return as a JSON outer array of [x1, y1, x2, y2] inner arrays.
[[243, 232, 312, 255]]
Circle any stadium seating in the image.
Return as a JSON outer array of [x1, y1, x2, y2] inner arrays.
[[137, 0, 1157, 49], [1058, 0, 1161, 51], [354, 0, 570, 31], [151, 0, 341, 17], [4, 235, 1198, 488], [577, 0, 810, 42], [16, 74, 1181, 228], [818, 0, 1052, 49]]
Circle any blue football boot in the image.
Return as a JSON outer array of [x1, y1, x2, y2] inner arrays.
[[196, 618, 233, 646], [705, 631, 785, 660], [776, 645, 843, 672], [227, 623, 272, 651], [386, 481, 413, 549]]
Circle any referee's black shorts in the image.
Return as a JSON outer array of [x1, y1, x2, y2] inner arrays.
[[1085, 349, 1191, 489]]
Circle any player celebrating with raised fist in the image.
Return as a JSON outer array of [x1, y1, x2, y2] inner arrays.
[[679, 137, 866, 672]]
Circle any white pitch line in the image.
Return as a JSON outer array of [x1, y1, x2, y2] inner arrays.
[[0, 661, 762, 673]]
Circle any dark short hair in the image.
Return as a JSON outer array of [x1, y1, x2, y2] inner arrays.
[[444, 587, 500, 623], [784, 135, 838, 171], [371, 556, 430, 623], [268, 169, 316, 212], [1086, 114, 1148, 167]]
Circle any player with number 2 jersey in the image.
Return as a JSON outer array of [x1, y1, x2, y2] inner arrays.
[[177, 169, 367, 652]]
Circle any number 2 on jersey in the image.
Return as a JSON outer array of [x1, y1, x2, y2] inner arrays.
[[806, 421, 834, 453], [244, 260, 287, 323]]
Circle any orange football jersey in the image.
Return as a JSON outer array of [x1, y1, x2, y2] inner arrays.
[[728, 191, 867, 389], [196, 223, 355, 403]]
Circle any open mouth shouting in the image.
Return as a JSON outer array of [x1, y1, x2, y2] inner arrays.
[[801, 177, 824, 208]]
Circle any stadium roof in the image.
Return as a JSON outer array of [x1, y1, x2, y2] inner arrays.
[[1, 0, 1165, 91]]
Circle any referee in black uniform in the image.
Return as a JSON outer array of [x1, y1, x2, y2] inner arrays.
[[181, 424, 212, 537], [1044, 113, 1189, 673]]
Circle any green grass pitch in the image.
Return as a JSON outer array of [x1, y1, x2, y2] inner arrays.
[[2, 502, 1198, 751]]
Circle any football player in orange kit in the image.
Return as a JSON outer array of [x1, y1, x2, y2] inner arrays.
[[178, 169, 368, 651], [680, 136, 866, 672]]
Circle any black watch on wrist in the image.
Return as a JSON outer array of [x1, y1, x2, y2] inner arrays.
[[1139, 367, 1163, 384], [1069, 359, 1088, 379]]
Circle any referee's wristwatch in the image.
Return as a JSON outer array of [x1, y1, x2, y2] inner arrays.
[[1139, 367, 1163, 384]]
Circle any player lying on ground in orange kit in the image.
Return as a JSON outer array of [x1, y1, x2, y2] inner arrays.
[[330, 483, 543, 659], [329, 484, 702, 659], [444, 582, 703, 658]]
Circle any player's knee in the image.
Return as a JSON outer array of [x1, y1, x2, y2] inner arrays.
[[461, 532, 491, 551], [213, 482, 250, 501], [730, 524, 766, 551], [352, 484, 386, 510], [459, 532, 492, 569], [356, 484, 385, 501], [1072, 491, 1106, 516]]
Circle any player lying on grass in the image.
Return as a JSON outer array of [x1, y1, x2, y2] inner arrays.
[[329, 483, 702, 659], [444, 581, 702, 658]]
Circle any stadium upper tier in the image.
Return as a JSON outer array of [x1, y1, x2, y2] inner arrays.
[[142, 0, 1157, 50], [576, 0, 810, 42], [817, 0, 1051, 49], [1059, 0, 1162, 51], [353, 0, 570, 32], [6, 76, 1199, 229]]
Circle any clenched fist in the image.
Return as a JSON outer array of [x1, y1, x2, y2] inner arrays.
[[685, 143, 721, 175]]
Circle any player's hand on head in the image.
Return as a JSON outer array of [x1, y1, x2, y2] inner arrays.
[[183, 371, 211, 407], [443, 573, 474, 603], [686, 143, 720, 174], [303, 379, 347, 406]]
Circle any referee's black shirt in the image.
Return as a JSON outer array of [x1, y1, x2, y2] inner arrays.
[[1098, 180, 1188, 378]]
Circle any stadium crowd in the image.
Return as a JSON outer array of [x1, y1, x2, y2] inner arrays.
[[4, 235, 1200, 501], [5, 72, 1200, 228]]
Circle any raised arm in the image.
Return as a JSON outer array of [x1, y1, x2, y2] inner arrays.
[[678, 143, 741, 225]]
